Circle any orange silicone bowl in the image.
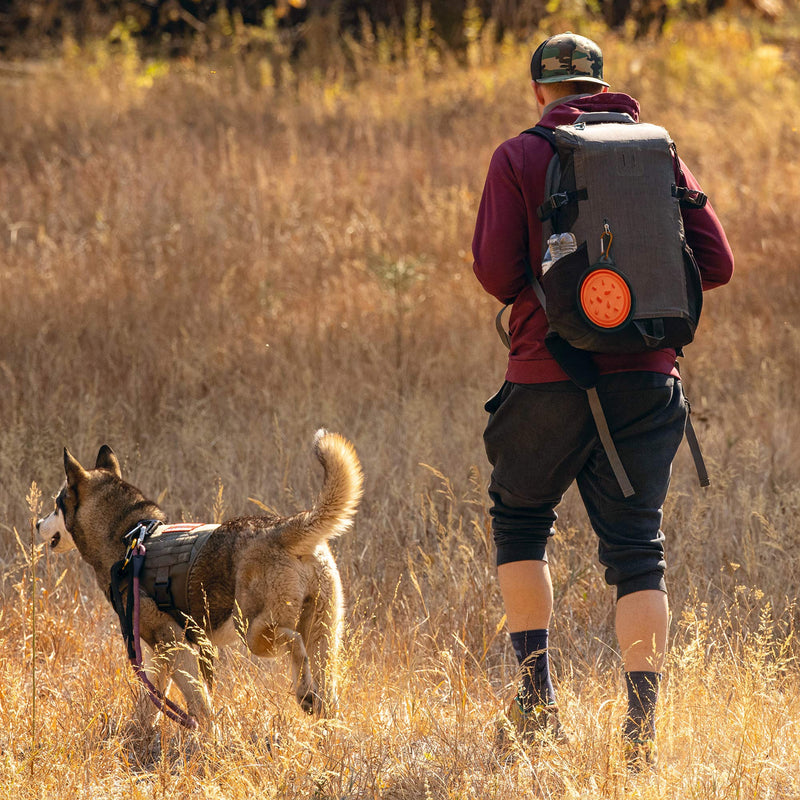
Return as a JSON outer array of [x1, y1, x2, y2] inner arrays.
[[579, 268, 633, 330]]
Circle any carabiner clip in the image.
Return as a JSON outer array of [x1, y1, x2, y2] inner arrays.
[[600, 221, 613, 262]]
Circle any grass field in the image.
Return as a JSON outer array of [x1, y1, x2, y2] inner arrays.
[[1, 9, 799, 798]]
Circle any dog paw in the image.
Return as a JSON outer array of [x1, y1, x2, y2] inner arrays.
[[298, 689, 338, 718], [298, 689, 317, 715]]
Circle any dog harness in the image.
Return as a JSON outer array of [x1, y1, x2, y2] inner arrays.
[[138, 522, 219, 618], [108, 520, 219, 632]]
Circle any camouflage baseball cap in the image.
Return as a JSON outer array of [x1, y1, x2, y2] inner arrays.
[[530, 32, 609, 87]]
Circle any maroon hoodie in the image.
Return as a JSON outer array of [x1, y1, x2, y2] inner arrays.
[[472, 92, 734, 384]]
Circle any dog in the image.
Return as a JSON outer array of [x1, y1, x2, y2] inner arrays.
[[36, 429, 363, 735]]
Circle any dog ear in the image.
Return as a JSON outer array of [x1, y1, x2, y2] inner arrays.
[[64, 448, 89, 487], [95, 445, 122, 478]]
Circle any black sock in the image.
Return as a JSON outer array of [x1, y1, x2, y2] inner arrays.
[[623, 671, 660, 741], [509, 628, 555, 709]]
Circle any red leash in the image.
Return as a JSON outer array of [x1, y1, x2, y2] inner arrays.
[[130, 544, 198, 730]]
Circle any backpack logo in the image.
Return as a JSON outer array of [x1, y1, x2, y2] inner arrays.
[[615, 149, 643, 176]]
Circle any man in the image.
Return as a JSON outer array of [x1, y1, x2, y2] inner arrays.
[[472, 32, 733, 767]]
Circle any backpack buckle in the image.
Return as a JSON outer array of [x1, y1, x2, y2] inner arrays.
[[538, 192, 571, 221], [537, 189, 589, 221], [548, 192, 571, 209], [672, 184, 707, 209]]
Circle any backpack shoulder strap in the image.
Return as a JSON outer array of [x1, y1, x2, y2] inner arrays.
[[522, 125, 590, 221], [670, 142, 708, 209], [521, 124, 557, 148]]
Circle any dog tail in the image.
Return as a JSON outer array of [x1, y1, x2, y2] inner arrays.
[[280, 429, 364, 556]]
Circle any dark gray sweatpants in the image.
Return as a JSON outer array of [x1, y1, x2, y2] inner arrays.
[[483, 372, 687, 599]]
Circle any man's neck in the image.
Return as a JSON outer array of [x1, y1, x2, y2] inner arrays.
[[539, 93, 596, 119]]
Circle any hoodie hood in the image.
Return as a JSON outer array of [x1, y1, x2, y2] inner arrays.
[[540, 91, 641, 129]]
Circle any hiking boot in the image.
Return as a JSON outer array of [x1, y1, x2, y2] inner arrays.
[[494, 696, 566, 758], [623, 735, 658, 772]]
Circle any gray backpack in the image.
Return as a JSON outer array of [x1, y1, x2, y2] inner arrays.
[[530, 111, 707, 355]]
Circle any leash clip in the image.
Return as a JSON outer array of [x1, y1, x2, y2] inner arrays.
[[123, 519, 160, 569]]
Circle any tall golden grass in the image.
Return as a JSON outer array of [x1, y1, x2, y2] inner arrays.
[[1, 10, 799, 797]]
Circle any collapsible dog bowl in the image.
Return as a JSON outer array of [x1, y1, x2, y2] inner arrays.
[[578, 267, 634, 331]]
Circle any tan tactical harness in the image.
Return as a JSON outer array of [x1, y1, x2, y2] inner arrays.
[[138, 523, 219, 618]]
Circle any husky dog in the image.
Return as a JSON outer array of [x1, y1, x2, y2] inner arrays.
[[37, 429, 363, 735]]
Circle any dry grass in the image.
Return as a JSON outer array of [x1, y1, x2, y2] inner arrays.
[[1, 10, 799, 798]]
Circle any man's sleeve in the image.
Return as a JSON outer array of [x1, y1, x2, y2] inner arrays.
[[679, 160, 734, 290], [472, 142, 533, 305]]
